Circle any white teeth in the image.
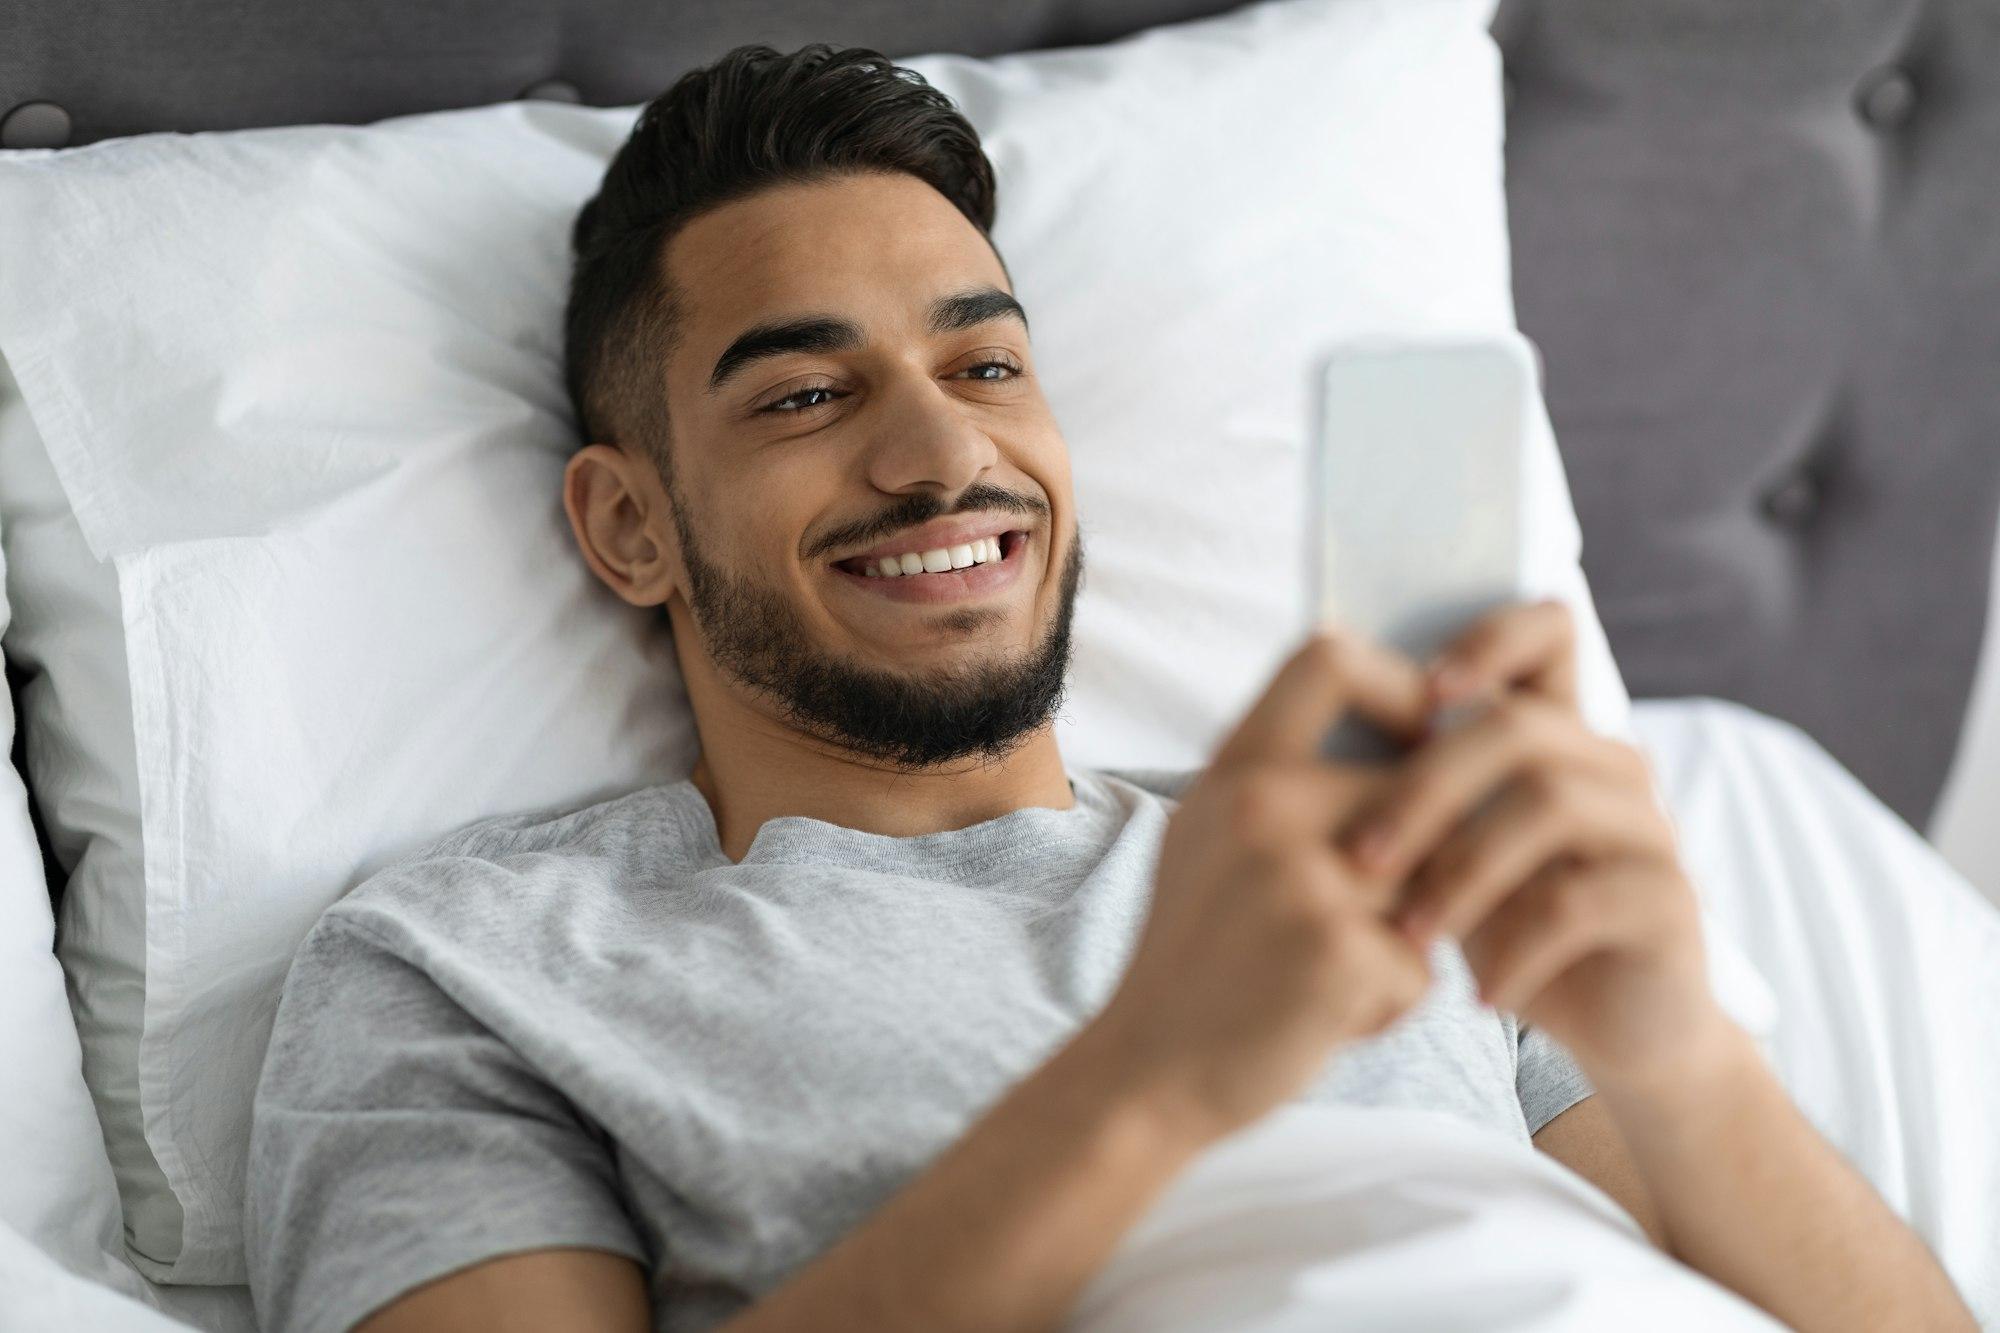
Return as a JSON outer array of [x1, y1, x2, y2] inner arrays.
[[858, 533, 1014, 578]]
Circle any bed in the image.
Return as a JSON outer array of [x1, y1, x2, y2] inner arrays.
[[2, 1, 1998, 1330]]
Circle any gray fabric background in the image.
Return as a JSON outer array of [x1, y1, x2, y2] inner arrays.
[[3, 0, 1995, 832]]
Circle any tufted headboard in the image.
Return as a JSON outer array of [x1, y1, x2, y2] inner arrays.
[[3, 0, 1997, 829], [1496, 0, 2000, 828]]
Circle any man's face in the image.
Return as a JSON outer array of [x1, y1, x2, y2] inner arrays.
[[597, 170, 1082, 767]]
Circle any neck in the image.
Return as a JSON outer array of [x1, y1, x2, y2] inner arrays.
[[678, 648, 1075, 864]]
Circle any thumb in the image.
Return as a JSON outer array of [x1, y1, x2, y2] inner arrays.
[[1212, 626, 1430, 771]]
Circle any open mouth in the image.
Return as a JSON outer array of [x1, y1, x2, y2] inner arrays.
[[832, 529, 1029, 580]]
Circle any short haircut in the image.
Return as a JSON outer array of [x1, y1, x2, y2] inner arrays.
[[562, 43, 1002, 478]]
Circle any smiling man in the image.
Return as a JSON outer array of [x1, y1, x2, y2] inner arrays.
[[243, 42, 1976, 1333], [606, 178, 1081, 810]]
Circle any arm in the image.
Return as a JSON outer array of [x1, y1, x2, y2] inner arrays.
[[354, 1021, 1200, 1333], [1531, 1096, 1665, 1249], [1535, 1066, 1971, 1331], [1343, 599, 1978, 1332], [357, 1250, 650, 1333], [1593, 1015, 1973, 1332], [717, 1018, 1204, 1333]]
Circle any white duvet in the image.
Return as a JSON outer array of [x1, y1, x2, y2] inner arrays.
[[1636, 698, 2000, 1326], [1067, 1104, 1784, 1333], [7, 697, 1997, 1331], [7, 1109, 1788, 1333]]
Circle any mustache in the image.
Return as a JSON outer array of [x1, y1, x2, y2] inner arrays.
[[805, 483, 1050, 560]]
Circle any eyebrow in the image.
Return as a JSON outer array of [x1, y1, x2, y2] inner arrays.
[[927, 287, 1029, 338], [705, 286, 1030, 394]]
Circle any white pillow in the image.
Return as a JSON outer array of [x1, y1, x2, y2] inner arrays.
[[0, 367, 153, 1306], [0, 1217, 198, 1333], [0, 0, 1634, 1284], [0, 349, 186, 1275]]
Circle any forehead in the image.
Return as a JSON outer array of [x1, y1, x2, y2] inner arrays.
[[663, 171, 1010, 352]]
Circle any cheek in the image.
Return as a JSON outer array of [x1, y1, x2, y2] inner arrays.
[[670, 475, 785, 588], [1014, 424, 1073, 510], [763, 469, 852, 585], [697, 445, 824, 546]]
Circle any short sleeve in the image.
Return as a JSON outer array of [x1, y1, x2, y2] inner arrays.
[[244, 909, 646, 1333], [1515, 1019, 1595, 1136]]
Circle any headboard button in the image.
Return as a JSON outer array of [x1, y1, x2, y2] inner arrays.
[[1, 100, 72, 150], [1761, 471, 1823, 528], [519, 78, 583, 104], [1856, 65, 1917, 130]]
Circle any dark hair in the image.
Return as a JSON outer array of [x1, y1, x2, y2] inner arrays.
[[562, 43, 1002, 475]]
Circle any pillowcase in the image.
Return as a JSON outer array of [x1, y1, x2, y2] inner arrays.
[[0, 0, 1634, 1284], [0, 379, 152, 1305], [0, 1217, 197, 1333], [0, 350, 185, 1277]]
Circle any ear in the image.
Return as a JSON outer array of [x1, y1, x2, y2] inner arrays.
[[562, 442, 682, 608]]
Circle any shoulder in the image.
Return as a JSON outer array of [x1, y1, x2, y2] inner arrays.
[[1083, 765, 1200, 805], [395, 779, 698, 868], [318, 779, 707, 953]]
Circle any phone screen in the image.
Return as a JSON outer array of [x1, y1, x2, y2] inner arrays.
[[1308, 337, 1532, 761]]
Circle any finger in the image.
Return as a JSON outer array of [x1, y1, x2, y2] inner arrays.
[[1391, 765, 1674, 945], [1339, 694, 1608, 885], [1339, 911, 1435, 1038], [1201, 762, 1407, 912], [1459, 855, 1653, 1014], [1213, 760, 1379, 850], [1391, 776, 1569, 947], [1210, 626, 1431, 771], [1428, 598, 1578, 712]]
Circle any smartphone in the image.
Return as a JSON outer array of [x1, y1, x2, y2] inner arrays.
[[1306, 334, 1535, 762]]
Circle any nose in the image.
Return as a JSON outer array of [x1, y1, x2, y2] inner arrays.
[[862, 373, 1001, 498]]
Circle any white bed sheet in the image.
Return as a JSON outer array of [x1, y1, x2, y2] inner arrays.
[[1632, 697, 2000, 1325], [10, 695, 1995, 1330], [1067, 1104, 1787, 1332]]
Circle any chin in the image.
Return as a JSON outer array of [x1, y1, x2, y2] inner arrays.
[[846, 617, 1034, 675]]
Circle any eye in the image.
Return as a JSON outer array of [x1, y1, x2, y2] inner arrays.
[[957, 357, 1023, 382], [761, 384, 844, 414]]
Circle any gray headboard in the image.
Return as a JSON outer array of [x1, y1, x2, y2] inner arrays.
[[4, 0, 1996, 829]]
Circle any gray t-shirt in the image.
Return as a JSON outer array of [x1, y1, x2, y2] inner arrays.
[[245, 767, 1593, 1333]]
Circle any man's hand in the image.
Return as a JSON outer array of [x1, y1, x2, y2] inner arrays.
[[1089, 625, 1437, 1143], [1334, 598, 1732, 1090], [1327, 598, 1980, 1332]]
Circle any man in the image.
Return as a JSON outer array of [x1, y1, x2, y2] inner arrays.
[[243, 42, 1977, 1333]]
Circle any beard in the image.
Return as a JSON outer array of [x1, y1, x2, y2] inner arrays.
[[666, 484, 1083, 770]]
